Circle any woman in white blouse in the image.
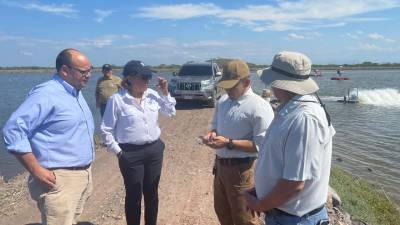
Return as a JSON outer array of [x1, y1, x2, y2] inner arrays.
[[100, 60, 176, 225]]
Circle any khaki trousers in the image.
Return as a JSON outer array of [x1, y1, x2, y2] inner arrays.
[[214, 160, 260, 225], [28, 167, 93, 225]]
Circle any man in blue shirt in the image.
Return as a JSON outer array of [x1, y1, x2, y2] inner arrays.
[[3, 48, 95, 225]]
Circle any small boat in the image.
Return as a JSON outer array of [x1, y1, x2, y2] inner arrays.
[[310, 69, 322, 76], [337, 88, 359, 103], [332, 66, 349, 80], [331, 76, 350, 80]]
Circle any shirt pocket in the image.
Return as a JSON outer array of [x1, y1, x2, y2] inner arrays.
[[147, 101, 159, 112], [46, 112, 82, 134], [119, 107, 142, 125], [223, 111, 247, 128], [120, 106, 139, 117]]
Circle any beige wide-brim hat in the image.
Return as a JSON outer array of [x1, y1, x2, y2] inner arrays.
[[258, 51, 319, 95]]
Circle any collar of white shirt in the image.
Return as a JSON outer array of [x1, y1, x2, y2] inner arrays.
[[121, 89, 152, 102], [277, 94, 318, 117], [228, 87, 254, 105]]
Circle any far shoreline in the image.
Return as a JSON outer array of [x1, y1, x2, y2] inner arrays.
[[1, 66, 400, 74]]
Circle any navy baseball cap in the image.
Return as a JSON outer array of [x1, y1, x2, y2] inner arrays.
[[102, 64, 112, 72], [122, 60, 155, 79]]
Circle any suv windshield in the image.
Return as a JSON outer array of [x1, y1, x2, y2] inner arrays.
[[178, 65, 212, 76]]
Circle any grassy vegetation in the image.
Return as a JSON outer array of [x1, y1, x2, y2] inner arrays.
[[330, 167, 400, 225]]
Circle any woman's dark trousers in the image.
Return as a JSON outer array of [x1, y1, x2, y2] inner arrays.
[[118, 139, 165, 225]]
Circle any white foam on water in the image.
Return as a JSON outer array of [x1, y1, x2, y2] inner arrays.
[[320, 96, 342, 102], [358, 88, 400, 107]]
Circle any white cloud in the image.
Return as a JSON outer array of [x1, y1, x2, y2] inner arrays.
[[138, 3, 221, 19], [385, 38, 396, 43], [154, 38, 179, 48], [126, 43, 151, 49], [345, 17, 390, 22], [94, 9, 114, 23], [1, 1, 79, 18], [137, 0, 400, 31], [20, 51, 33, 56], [314, 22, 347, 28], [120, 35, 134, 40], [0, 33, 59, 46], [285, 32, 322, 40], [353, 43, 396, 52], [344, 31, 396, 43], [368, 33, 385, 40], [287, 33, 305, 40], [368, 33, 396, 42], [252, 23, 305, 32], [117, 38, 239, 64], [75, 35, 134, 48], [125, 39, 229, 51], [182, 40, 228, 48], [361, 43, 382, 50], [311, 32, 323, 37], [346, 33, 359, 39], [124, 38, 178, 50], [0, 33, 136, 50]]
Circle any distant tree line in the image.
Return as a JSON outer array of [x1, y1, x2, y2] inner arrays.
[[2, 60, 400, 72], [313, 61, 400, 69]]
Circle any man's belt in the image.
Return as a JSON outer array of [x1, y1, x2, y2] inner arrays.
[[48, 164, 91, 170], [216, 157, 256, 166], [267, 205, 324, 218]]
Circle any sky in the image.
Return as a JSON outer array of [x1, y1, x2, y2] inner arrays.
[[1, 0, 400, 67]]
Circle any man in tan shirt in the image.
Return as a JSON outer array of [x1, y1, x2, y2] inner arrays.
[[95, 64, 122, 116]]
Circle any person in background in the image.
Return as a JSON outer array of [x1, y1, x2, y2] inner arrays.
[[243, 51, 335, 225], [2, 48, 95, 225], [100, 60, 176, 225], [261, 89, 272, 102], [95, 64, 122, 117], [202, 59, 274, 225]]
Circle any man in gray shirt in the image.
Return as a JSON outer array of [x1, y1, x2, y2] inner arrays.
[[243, 51, 335, 225], [202, 59, 274, 225]]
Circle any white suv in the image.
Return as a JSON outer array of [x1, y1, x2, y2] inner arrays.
[[169, 62, 222, 107]]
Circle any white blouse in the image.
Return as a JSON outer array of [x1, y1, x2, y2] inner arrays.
[[100, 88, 176, 154]]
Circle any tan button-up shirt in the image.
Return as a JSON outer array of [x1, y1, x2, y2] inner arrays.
[[95, 75, 122, 105]]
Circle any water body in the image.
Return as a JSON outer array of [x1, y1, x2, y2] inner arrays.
[[1, 70, 399, 204]]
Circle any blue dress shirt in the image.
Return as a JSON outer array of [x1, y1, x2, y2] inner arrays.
[[3, 74, 94, 168]]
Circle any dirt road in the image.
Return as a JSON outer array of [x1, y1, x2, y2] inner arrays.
[[0, 106, 220, 225]]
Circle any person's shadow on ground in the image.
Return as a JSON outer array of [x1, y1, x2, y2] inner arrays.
[[26, 222, 94, 225]]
